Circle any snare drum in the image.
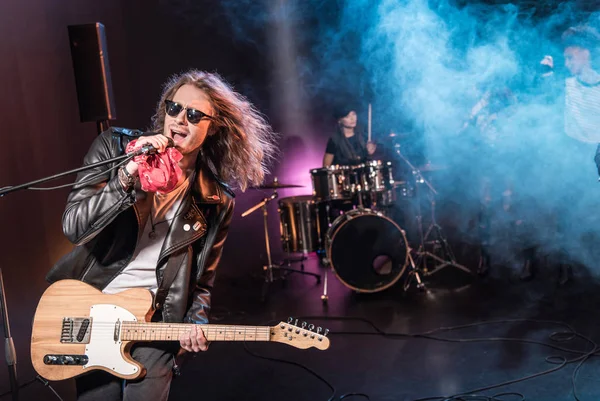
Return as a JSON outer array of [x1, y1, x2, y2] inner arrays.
[[278, 196, 319, 253], [326, 209, 409, 293], [310, 165, 352, 201], [353, 160, 394, 192]]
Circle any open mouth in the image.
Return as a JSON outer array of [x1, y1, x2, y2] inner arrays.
[[170, 129, 188, 143]]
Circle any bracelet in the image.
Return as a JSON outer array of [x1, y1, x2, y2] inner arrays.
[[118, 167, 136, 190]]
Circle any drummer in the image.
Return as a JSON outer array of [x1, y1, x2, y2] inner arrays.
[[323, 104, 377, 167]]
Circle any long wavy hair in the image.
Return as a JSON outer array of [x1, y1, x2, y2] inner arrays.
[[150, 70, 277, 191]]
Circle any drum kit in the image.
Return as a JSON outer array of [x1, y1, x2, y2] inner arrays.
[[243, 146, 472, 302]]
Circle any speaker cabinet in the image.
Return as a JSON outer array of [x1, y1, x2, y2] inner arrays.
[[68, 23, 116, 123]]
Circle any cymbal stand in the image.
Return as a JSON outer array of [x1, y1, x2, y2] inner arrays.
[[241, 190, 320, 302], [393, 145, 472, 278]]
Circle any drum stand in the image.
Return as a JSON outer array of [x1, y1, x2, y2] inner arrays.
[[394, 146, 472, 278], [241, 189, 321, 302], [403, 249, 426, 291], [414, 190, 472, 277]]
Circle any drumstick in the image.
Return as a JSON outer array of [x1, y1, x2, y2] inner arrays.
[[368, 103, 372, 142]]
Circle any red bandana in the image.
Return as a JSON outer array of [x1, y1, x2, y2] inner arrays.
[[126, 139, 183, 193]]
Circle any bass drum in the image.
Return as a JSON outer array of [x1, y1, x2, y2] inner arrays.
[[326, 209, 409, 293]]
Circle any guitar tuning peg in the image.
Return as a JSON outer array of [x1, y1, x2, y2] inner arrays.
[[294, 318, 299, 327], [287, 317, 293, 324], [301, 322, 307, 329], [316, 327, 322, 335], [308, 324, 315, 331], [324, 328, 329, 337]]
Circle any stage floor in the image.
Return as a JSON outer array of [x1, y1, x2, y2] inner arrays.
[[166, 254, 600, 401]]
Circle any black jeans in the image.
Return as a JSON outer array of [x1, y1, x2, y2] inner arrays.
[[75, 342, 178, 401]]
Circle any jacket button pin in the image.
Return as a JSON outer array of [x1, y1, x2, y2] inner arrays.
[[183, 224, 191, 232], [155, 303, 161, 309], [193, 221, 202, 231]]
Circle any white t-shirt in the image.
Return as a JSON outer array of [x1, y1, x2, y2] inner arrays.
[[564, 76, 600, 143], [103, 177, 192, 295]]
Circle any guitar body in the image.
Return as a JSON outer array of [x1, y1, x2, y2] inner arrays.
[[31, 280, 154, 381], [31, 280, 330, 382]]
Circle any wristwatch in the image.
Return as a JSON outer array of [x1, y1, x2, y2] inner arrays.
[[118, 166, 136, 190]]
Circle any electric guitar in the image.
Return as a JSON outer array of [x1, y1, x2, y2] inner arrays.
[[30, 280, 330, 381]]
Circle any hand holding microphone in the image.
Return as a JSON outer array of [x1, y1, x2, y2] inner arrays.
[[129, 134, 174, 156], [124, 134, 174, 174]]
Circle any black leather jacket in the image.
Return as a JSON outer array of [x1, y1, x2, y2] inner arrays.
[[46, 127, 235, 324]]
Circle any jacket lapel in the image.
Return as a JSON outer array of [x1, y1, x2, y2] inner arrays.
[[156, 167, 223, 265]]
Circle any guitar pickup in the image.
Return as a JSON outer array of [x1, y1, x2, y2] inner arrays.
[[60, 317, 92, 344], [43, 354, 89, 365]]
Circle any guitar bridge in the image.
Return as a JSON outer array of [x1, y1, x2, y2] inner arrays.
[[61, 317, 92, 344]]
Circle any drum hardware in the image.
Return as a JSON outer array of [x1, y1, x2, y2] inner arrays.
[[351, 160, 396, 211], [278, 195, 319, 268], [415, 192, 471, 277], [310, 165, 353, 202], [314, 200, 332, 264], [393, 145, 472, 278], [279, 220, 308, 269], [403, 249, 426, 292], [242, 178, 321, 302], [319, 219, 425, 302], [321, 269, 329, 303], [320, 208, 421, 298]]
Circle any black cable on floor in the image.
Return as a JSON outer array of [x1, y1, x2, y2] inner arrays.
[[414, 393, 525, 401], [242, 341, 338, 401], [294, 316, 600, 401], [0, 376, 63, 400], [339, 393, 370, 400]]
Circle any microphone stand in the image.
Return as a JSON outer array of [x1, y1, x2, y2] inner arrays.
[[0, 151, 137, 400], [0, 154, 133, 197], [0, 266, 17, 401]]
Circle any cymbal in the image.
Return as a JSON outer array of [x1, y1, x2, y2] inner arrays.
[[417, 163, 447, 172], [255, 182, 304, 189]]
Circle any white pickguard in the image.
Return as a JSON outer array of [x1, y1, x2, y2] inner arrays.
[[84, 304, 138, 376]]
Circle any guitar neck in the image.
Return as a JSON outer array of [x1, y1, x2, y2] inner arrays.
[[120, 322, 271, 342]]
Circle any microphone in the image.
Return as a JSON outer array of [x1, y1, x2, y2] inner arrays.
[[128, 137, 175, 156]]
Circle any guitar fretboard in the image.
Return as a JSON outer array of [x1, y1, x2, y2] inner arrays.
[[120, 322, 271, 342]]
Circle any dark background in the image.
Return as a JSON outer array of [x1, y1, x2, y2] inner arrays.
[[0, 1, 595, 400]]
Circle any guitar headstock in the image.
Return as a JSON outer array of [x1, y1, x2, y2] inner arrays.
[[269, 317, 330, 350]]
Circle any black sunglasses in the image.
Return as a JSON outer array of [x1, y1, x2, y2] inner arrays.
[[165, 99, 213, 124]]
